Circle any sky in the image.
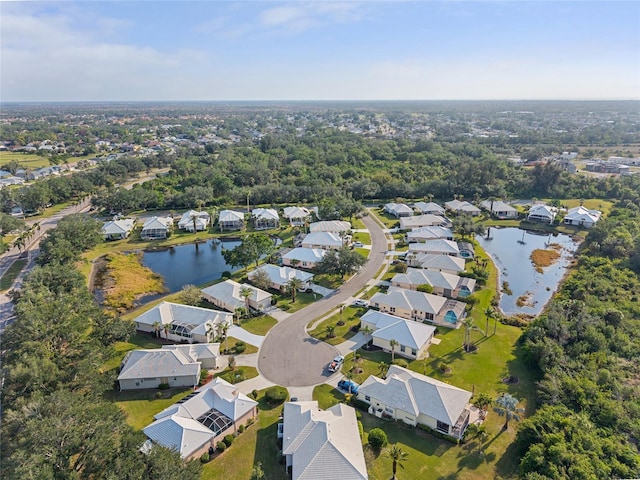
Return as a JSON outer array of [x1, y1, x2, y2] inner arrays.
[[1, 1, 639, 102]]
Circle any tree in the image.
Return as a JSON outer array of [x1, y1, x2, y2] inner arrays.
[[240, 286, 253, 314], [243, 233, 275, 268], [205, 322, 216, 343], [250, 462, 265, 480], [389, 339, 399, 363], [221, 244, 253, 272], [484, 307, 496, 337], [385, 444, 409, 480], [378, 361, 389, 377], [250, 267, 271, 292], [368, 428, 388, 451], [216, 322, 230, 351], [152, 321, 162, 338], [317, 247, 366, 279], [286, 277, 304, 303], [228, 355, 236, 371], [463, 317, 484, 352], [179, 284, 202, 306], [361, 324, 373, 348], [163, 323, 171, 339], [326, 324, 336, 339], [494, 393, 524, 430]]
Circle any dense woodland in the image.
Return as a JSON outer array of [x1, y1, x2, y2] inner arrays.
[[1, 103, 640, 479]]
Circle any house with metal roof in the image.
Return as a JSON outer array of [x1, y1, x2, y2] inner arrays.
[[360, 310, 435, 360], [140, 216, 173, 240], [406, 226, 453, 242], [143, 378, 258, 459], [408, 239, 460, 257], [252, 208, 280, 230], [384, 202, 414, 218], [218, 210, 245, 231], [413, 201, 445, 215], [250, 264, 314, 291], [399, 214, 450, 230], [201, 280, 272, 313], [301, 231, 344, 250], [178, 210, 210, 232], [444, 199, 482, 216], [101, 218, 135, 240], [283, 206, 312, 226], [309, 220, 351, 233], [405, 253, 466, 274], [527, 204, 558, 224], [281, 247, 326, 269], [391, 268, 475, 298], [358, 365, 472, 440], [282, 401, 368, 480], [562, 206, 601, 228], [370, 286, 466, 327], [479, 200, 518, 219], [134, 301, 232, 344], [117, 348, 201, 391]]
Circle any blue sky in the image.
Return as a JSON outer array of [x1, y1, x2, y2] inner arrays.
[[1, 1, 639, 101]]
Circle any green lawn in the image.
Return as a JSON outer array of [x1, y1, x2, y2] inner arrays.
[[351, 218, 367, 229], [274, 291, 316, 313], [214, 366, 258, 384], [222, 337, 259, 354], [373, 208, 400, 229], [0, 151, 53, 169], [240, 315, 278, 336], [353, 232, 371, 244], [312, 273, 344, 289], [201, 389, 287, 480], [0, 258, 27, 291], [312, 384, 346, 409], [108, 387, 193, 431], [308, 306, 366, 345]]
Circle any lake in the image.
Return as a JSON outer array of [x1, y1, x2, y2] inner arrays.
[[141, 239, 242, 293], [476, 227, 581, 316]]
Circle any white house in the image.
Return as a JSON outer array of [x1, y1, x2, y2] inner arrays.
[[301, 231, 344, 250], [358, 365, 472, 440], [527, 204, 558, 224], [479, 200, 518, 219], [309, 220, 351, 233], [563, 206, 601, 228], [117, 348, 201, 391], [282, 401, 368, 480], [133, 301, 233, 344], [360, 310, 435, 360], [384, 202, 414, 218], [143, 378, 258, 459], [370, 286, 466, 327], [413, 202, 445, 215], [201, 280, 272, 313], [399, 214, 450, 230], [281, 247, 326, 269], [283, 206, 312, 226], [444, 200, 481, 216], [405, 253, 466, 274], [250, 264, 314, 291], [101, 219, 135, 240], [391, 268, 475, 298], [406, 226, 453, 242], [140, 216, 173, 240], [178, 210, 210, 232], [252, 208, 280, 230], [218, 210, 245, 231], [408, 239, 460, 257]]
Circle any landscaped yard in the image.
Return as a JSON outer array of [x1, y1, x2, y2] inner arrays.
[[240, 315, 278, 335], [373, 208, 400, 229], [221, 336, 259, 354], [273, 290, 316, 313], [214, 366, 258, 384], [311, 272, 343, 289], [308, 305, 366, 345], [0, 258, 27, 291], [312, 384, 346, 409]]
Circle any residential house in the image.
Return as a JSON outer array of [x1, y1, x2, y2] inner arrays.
[[178, 210, 210, 232], [0, 176, 25, 188], [162, 344, 220, 369], [309, 220, 351, 233], [405, 253, 466, 274], [479, 200, 519, 219], [201, 280, 272, 313], [399, 214, 450, 230], [360, 310, 435, 360], [444, 200, 481, 216], [283, 206, 312, 226], [358, 365, 472, 440], [282, 401, 368, 480], [252, 208, 280, 230], [143, 378, 258, 459], [384, 202, 414, 218], [406, 226, 453, 243], [301, 231, 344, 250], [527, 204, 558, 224], [370, 286, 466, 326], [457, 242, 475, 260], [391, 268, 475, 298], [117, 348, 201, 391], [140, 216, 173, 240], [250, 264, 314, 291], [281, 247, 326, 269], [563, 206, 601, 228], [408, 239, 460, 257], [134, 301, 233, 344], [101, 218, 135, 240], [413, 202, 445, 215], [218, 210, 245, 231]]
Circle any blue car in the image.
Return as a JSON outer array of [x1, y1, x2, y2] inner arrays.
[[338, 379, 359, 395]]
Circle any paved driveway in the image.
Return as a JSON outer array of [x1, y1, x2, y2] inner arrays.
[[257, 213, 389, 387]]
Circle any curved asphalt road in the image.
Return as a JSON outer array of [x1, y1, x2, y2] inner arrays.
[[258, 213, 390, 387]]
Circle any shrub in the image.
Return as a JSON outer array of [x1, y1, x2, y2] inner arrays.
[[158, 383, 170, 390], [221, 271, 231, 279], [501, 315, 529, 328], [246, 417, 254, 426], [265, 386, 288, 405], [351, 398, 371, 412], [200, 452, 209, 463], [199, 369, 209, 384], [234, 343, 246, 354], [368, 428, 388, 451], [223, 434, 234, 447], [216, 441, 226, 452], [305, 288, 313, 294], [357, 420, 364, 439], [251, 389, 259, 399], [270, 297, 278, 306], [393, 358, 409, 368], [238, 424, 245, 434]]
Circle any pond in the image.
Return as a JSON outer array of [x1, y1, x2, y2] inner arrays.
[[476, 227, 581, 316], [141, 239, 242, 293]]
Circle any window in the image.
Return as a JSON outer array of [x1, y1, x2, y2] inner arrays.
[[436, 420, 449, 434], [385, 407, 394, 414], [365, 395, 371, 402], [400, 345, 405, 353], [390, 307, 396, 313], [412, 348, 417, 356]]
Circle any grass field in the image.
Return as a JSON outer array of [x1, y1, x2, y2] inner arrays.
[[214, 366, 258, 384], [308, 305, 366, 345], [240, 315, 278, 336], [0, 258, 27, 291], [0, 151, 52, 169]]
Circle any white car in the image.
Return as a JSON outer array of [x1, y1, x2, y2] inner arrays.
[[353, 241, 364, 248], [353, 299, 368, 307], [328, 355, 345, 373]]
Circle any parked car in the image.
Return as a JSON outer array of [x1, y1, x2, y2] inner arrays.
[[353, 241, 364, 248], [328, 355, 345, 373], [353, 299, 368, 307], [338, 379, 359, 395]]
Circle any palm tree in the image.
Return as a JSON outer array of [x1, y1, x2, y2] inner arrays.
[[463, 317, 484, 352], [205, 322, 216, 343], [251, 462, 265, 480], [484, 307, 496, 337], [240, 286, 253, 314], [326, 324, 336, 339], [385, 444, 409, 480], [378, 361, 389, 377], [286, 277, 304, 303], [163, 323, 170, 340], [216, 322, 230, 352], [494, 393, 524, 430], [189, 210, 200, 234], [152, 321, 162, 338], [361, 324, 373, 349], [389, 339, 399, 363]]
